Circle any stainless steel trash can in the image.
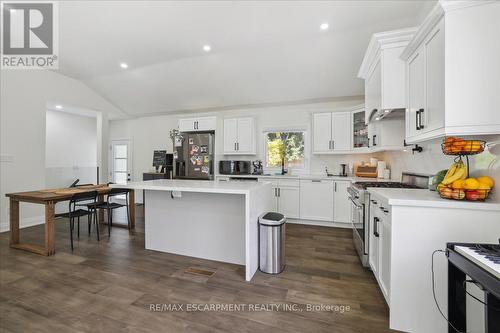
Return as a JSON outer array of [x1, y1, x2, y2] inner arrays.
[[259, 212, 286, 274]]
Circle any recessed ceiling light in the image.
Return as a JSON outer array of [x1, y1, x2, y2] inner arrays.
[[120, 62, 128, 69], [375, 117, 380, 121], [55, 105, 63, 109], [203, 45, 211, 52], [320, 22, 329, 30], [384, 110, 390, 113]]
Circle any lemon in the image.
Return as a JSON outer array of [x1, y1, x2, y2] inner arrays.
[[451, 179, 465, 189], [464, 178, 480, 190], [477, 176, 494, 188]]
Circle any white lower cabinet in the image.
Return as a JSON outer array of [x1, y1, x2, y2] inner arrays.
[[333, 181, 351, 223], [369, 194, 391, 305], [263, 178, 300, 219], [368, 200, 380, 276], [299, 179, 334, 221], [277, 187, 300, 219], [378, 212, 391, 304]]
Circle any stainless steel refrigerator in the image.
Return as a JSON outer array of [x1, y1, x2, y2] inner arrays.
[[173, 131, 215, 180]]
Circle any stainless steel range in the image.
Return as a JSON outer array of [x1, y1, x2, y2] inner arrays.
[[348, 172, 430, 267]]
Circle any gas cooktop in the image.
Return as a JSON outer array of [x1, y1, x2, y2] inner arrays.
[[354, 182, 420, 189]]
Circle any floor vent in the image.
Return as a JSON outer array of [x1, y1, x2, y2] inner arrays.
[[184, 267, 216, 277]]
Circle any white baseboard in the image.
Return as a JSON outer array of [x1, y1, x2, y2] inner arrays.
[[287, 218, 352, 229], [0, 215, 45, 233]]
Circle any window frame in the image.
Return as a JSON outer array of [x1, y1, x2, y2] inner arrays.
[[262, 126, 310, 174]]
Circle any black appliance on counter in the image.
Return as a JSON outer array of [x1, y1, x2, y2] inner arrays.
[[219, 160, 251, 175]]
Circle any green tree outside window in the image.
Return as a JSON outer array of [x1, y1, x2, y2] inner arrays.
[[266, 132, 305, 168]]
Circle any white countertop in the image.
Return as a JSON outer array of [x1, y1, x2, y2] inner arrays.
[[111, 179, 269, 195], [215, 173, 392, 182], [368, 188, 500, 211]]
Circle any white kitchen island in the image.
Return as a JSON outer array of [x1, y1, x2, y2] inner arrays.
[[111, 179, 272, 281]]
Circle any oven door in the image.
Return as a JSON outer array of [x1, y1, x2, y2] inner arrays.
[[350, 197, 366, 253]]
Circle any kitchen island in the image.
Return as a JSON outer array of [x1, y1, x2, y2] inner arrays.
[[111, 179, 272, 281]]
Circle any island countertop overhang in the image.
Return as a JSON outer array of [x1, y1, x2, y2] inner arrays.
[[110, 179, 271, 195]]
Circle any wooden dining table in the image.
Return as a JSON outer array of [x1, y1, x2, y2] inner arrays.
[[5, 184, 135, 256]]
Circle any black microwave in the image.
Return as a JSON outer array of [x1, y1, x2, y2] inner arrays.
[[219, 160, 251, 175]]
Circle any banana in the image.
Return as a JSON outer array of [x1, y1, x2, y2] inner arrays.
[[442, 162, 459, 184], [442, 162, 466, 185]]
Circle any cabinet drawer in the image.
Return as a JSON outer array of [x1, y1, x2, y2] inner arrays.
[[258, 177, 279, 186], [278, 179, 300, 187]]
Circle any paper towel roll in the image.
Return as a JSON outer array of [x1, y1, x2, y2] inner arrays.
[[377, 161, 386, 178]]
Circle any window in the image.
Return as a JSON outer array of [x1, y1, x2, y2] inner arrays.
[[265, 131, 305, 169]]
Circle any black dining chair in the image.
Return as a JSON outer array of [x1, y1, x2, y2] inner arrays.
[[59, 190, 99, 250], [95, 188, 131, 237]]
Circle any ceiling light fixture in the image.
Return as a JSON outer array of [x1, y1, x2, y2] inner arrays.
[[55, 105, 63, 110], [203, 45, 211, 52], [320, 22, 329, 30], [120, 62, 128, 69]]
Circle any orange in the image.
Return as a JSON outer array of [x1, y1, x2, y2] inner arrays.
[[463, 178, 480, 190], [451, 179, 465, 189], [477, 176, 494, 188]]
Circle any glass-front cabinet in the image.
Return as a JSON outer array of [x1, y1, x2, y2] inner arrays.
[[352, 109, 369, 150]]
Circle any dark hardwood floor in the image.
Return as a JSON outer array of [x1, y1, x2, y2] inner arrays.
[[0, 206, 394, 333]]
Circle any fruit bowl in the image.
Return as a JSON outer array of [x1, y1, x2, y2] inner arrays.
[[442, 137, 486, 155], [438, 186, 491, 201]]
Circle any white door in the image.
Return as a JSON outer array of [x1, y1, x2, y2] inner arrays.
[[331, 112, 351, 151], [110, 140, 132, 185], [407, 48, 425, 138], [424, 20, 445, 134], [223, 118, 238, 154], [313, 113, 332, 153], [333, 181, 351, 223], [299, 179, 334, 221], [278, 187, 300, 219], [236, 118, 254, 154]]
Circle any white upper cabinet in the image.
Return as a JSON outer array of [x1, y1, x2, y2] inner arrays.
[[331, 112, 352, 151], [312, 113, 332, 153], [223, 117, 255, 155], [401, 1, 500, 143], [178, 116, 216, 132], [359, 27, 417, 124], [313, 111, 351, 154], [358, 28, 416, 151]]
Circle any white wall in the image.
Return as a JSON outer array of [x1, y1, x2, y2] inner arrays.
[[381, 135, 500, 202], [110, 101, 500, 204], [45, 110, 98, 190], [109, 98, 389, 202], [0, 70, 124, 232]]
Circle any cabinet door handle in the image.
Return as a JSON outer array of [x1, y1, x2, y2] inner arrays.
[[334, 182, 337, 192], [370, 199, 377, 204], [373, 217, 380, 237], [278, 188, 280, 197], [328, 140, 331, 150], [311, 179, 321, 183], [237, 142, 239, 151], [332, 140, 335, 150], [372, 135, 377, 146], [419, 108, 424, 130]]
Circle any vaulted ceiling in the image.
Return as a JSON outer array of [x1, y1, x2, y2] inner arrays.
[[56, 1, 434, 117]]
